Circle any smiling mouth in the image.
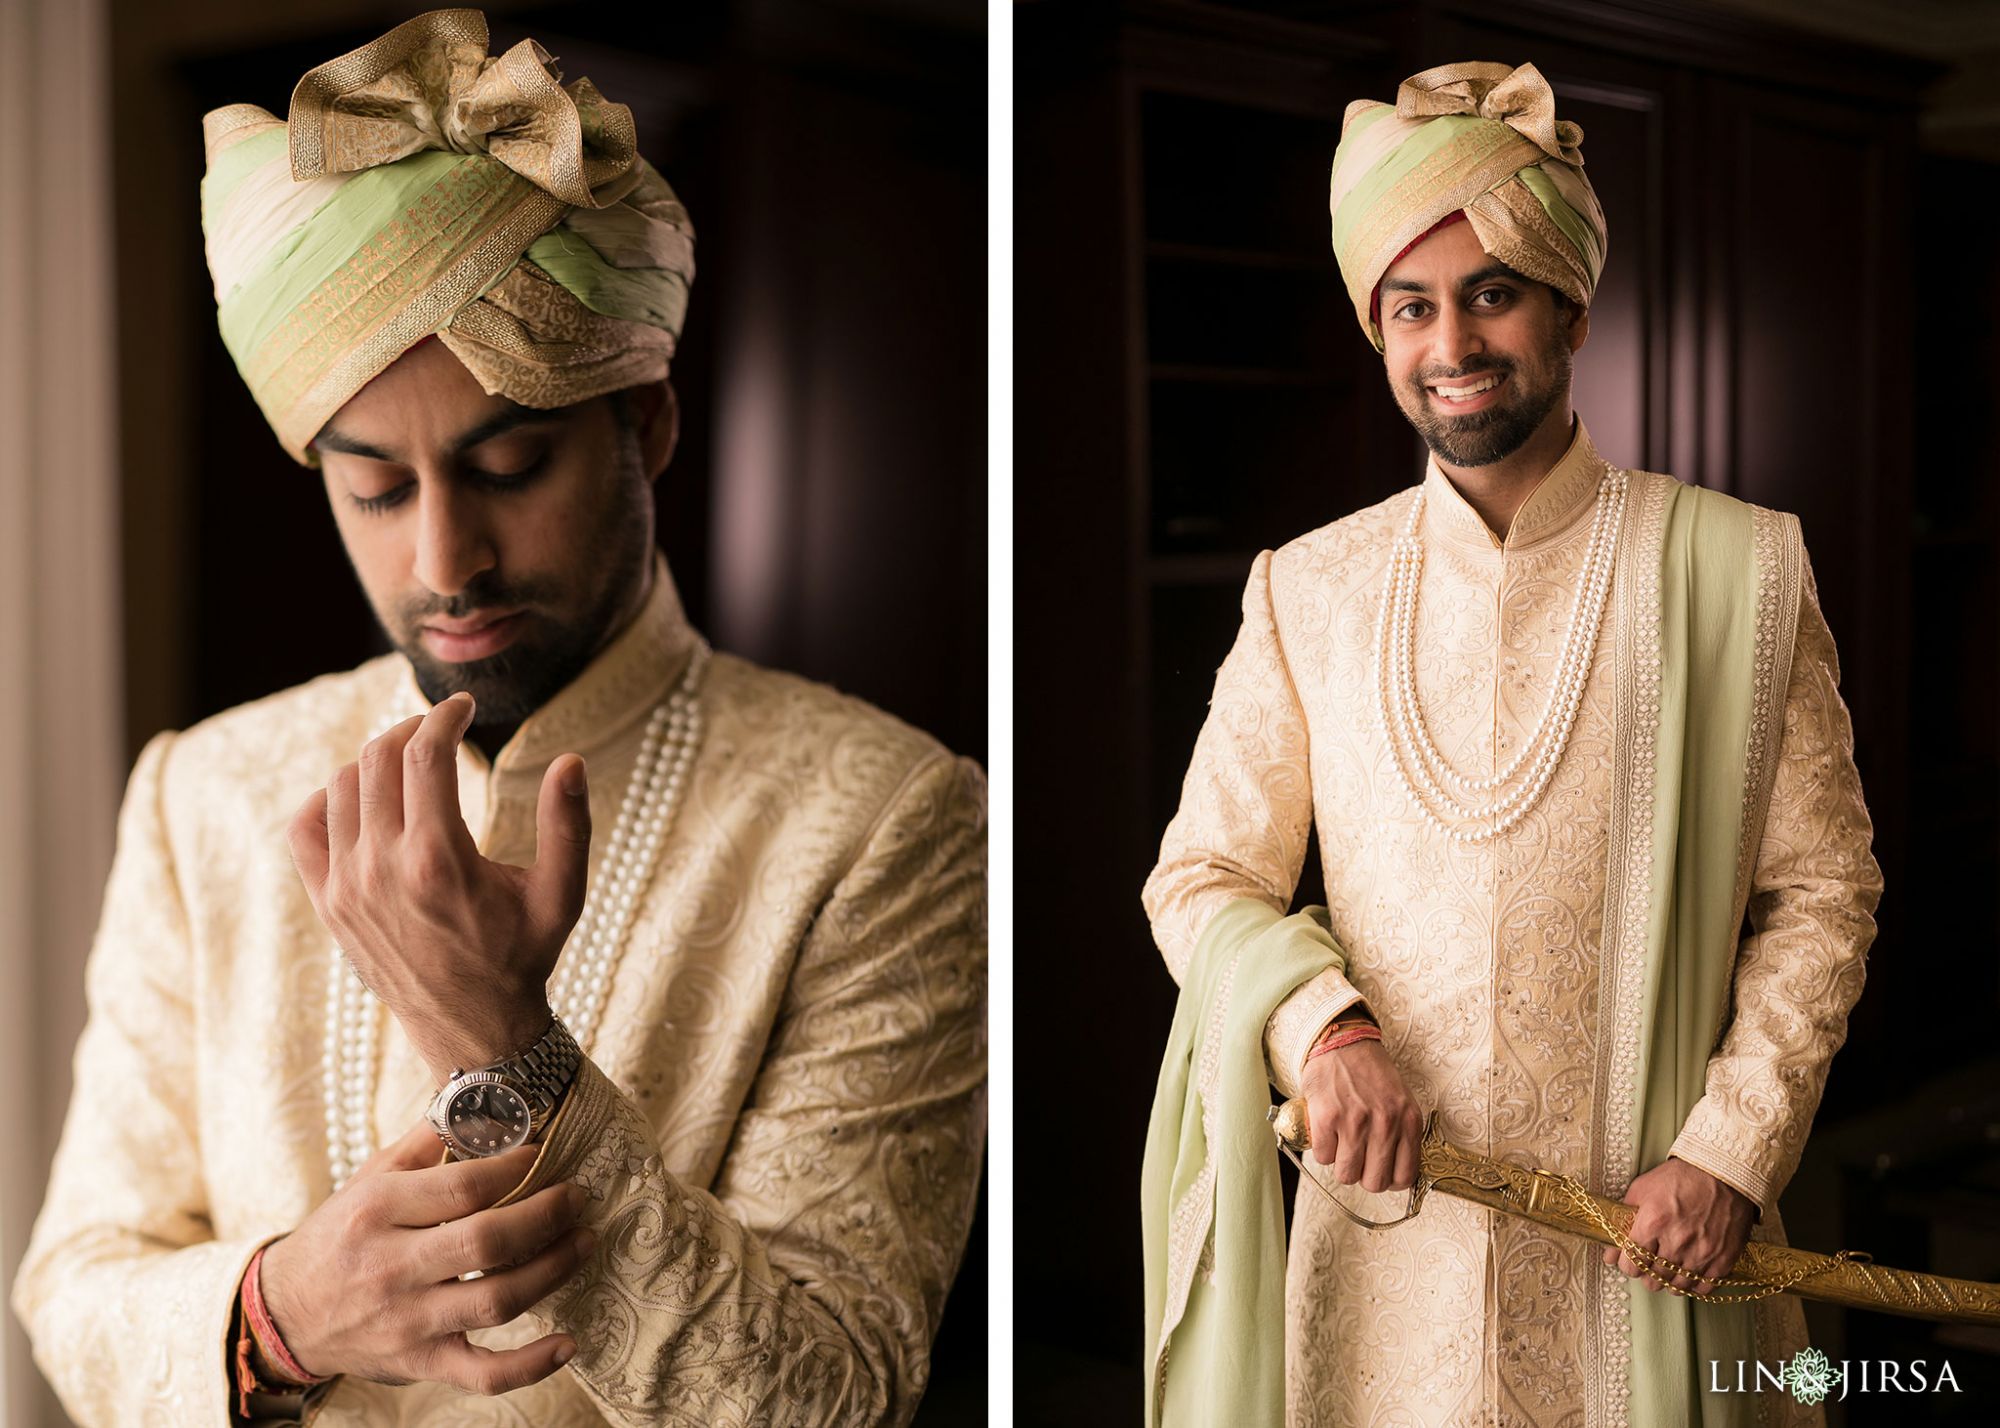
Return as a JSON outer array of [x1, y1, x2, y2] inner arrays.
[[1428, 373, 1505, 401]]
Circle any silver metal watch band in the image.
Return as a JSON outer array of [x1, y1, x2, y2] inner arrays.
[[510, 1015, 582, 1132], [427, 1015, 582, 1150]]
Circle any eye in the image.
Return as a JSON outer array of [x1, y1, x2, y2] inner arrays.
[[1472, 287, 1514, 308], [1393, 299, 1430, 322], [467, 454, 548, 490], [349, 483, 413, 515]]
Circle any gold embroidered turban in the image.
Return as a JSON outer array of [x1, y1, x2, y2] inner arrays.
[[200, 8, 695, 464], [1329, 61, 1607, 350]]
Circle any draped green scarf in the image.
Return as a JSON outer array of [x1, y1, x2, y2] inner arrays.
[[1619, 479, 1802, 1424], [1141, 900, 1343, 1428]]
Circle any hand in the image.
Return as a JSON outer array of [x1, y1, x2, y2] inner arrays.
[[259, 1121, 596, 1395], [1601, 1156, 1756, 1293], [287, 692, 592, 1078], [1298, 1020, 1424, 1193]]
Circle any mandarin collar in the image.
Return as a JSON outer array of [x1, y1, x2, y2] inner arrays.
[[392, 550, 700, 774], [1419, 419, 1609, 560]]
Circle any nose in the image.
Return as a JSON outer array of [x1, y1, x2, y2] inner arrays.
[[1431, 302, 1486, 372], [411, 481, 497, 598]]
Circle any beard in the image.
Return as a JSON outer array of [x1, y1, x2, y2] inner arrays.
[[1393, 329, 1572, 468], [381, 437, 656, 732]]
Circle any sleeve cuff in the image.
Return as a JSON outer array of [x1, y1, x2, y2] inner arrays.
[[477, 1056, 616, 1208], [1667, 1125, 1772, 1223], [1264, 968, 1369, 1100]]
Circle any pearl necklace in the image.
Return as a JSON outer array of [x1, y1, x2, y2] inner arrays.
[[1374, 469, 1625, 844], [323, 642, 711, 1190]]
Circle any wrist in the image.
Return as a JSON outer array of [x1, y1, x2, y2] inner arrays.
[[1309, 1004, 1378, 1047], [243, 1240, 329, 1385], [417, 1000, 555, 1083], [1305, 1021, 1383, 1065]]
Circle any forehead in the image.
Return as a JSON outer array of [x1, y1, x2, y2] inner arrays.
[[322, 339, 509, 444], [1380, 218, 1500, 291], [314, 338, 562, 461]]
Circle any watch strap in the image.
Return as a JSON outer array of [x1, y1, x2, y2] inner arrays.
[[427, 1015, 582, 1151]]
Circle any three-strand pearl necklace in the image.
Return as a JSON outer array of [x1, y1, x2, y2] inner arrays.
[[1374, 468, 1626, 844], [323, 641, 711, 1190]]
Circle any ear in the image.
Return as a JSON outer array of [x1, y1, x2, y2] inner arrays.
[[639, 379, 679, 483], [1565, 302, 1590, 355]]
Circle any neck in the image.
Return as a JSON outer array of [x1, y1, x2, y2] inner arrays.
[[1434, 407, 1578, 541], [460, 557, 660, 765], [467, 722, 517, 763]]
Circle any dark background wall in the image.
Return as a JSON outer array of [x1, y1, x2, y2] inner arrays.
[[106, 0, 986, 1422], [1016, 1, 2000, 1422]]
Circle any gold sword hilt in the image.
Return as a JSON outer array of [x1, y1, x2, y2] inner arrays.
[[1266, 1098, 1439, 1229]]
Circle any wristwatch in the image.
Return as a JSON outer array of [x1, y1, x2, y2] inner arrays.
[[425, 1014, 581, 1158]]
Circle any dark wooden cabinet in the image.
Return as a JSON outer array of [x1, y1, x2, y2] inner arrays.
[[1019, 3, 1974, 1419]]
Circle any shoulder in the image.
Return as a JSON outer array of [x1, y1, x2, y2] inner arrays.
[[1226, 485, 1418, 613], [1633, 468, 1801, 539], [698, 652, 982, 837], [151, 654, 407, 834]]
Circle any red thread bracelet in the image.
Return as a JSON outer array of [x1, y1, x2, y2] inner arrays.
[[242, 1244, 328, 1387], [1305, 1023, 1383, 1063]]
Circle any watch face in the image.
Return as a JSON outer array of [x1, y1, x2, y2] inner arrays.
[[446, 1081, 532, 1154]]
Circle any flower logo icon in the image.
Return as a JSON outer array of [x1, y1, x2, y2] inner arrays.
[[1781, 1348, 1844, 1406]]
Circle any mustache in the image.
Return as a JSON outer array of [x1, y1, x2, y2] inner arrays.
[[397, 576, 553, 626]]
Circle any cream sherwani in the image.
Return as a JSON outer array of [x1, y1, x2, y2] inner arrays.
[[12, 557, 987, 1426], [1143, 424, 1881, 1426]]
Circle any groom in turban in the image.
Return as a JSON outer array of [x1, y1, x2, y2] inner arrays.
[[11, 11, 985, 1427], [1141, 61, 1879, 1427]]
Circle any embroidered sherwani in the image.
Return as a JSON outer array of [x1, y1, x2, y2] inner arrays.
[[1143, 424, 1881, 1427], [12, 557, 987, 1427]]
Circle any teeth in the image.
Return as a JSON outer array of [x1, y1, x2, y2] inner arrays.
[[1434, 375, 1500, 399]]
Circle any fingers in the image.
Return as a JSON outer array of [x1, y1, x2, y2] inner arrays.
[[355, 1120, 450, 1182], [1603, 1231, 1666, 1289], [421, 1329, 578, 1397], [381, 1143, 544, 1228], [414, 1181, 585, 1283], [288, 787, 331, 900], [426, 1221, 597, 1335], [404, 693, 477, 851], [527, 754, 591, 940], [327, 760, 361, 862], [359, 713, 426, 836], [1330, 1132, 1366, 1185], [1391, 1121, 1420, 1192], [1360, 1124, 1397, 1194], [1307, 1098, 1340, 1168]]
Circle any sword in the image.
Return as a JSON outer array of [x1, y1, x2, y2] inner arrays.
[[1269, 1098, 2000, 1326]]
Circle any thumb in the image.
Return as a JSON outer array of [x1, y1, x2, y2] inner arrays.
[[355, 1119, 447, 1181], [529, 754, 591, 935]]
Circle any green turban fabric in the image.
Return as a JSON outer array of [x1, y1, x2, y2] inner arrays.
[[1329, 61, 1607, 351], [200, 7, 695, 464]]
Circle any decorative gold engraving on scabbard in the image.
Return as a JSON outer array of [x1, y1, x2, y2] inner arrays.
[[1268, 1098, 2000, 1326]]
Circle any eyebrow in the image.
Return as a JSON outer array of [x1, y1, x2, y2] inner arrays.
[[314, 403, 566, 463], [1379, 262, 1531, 297]]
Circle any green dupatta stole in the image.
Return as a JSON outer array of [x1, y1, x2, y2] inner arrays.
[[1606, 476, 1803, 1425], [1141, 472, 1804, 1427]]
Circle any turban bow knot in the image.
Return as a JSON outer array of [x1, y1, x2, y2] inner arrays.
[[287, 7, 641, 209], [1395, 61, 1585, 168], [201, 6, 693, 465]]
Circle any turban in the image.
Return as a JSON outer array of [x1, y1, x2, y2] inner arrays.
[[200, 8, 694, 464], [1329, 61, 1606, 351]]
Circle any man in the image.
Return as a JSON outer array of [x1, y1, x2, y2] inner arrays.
[[10, 11, 985, 1427], [1140, 61, 1880, 1427]]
